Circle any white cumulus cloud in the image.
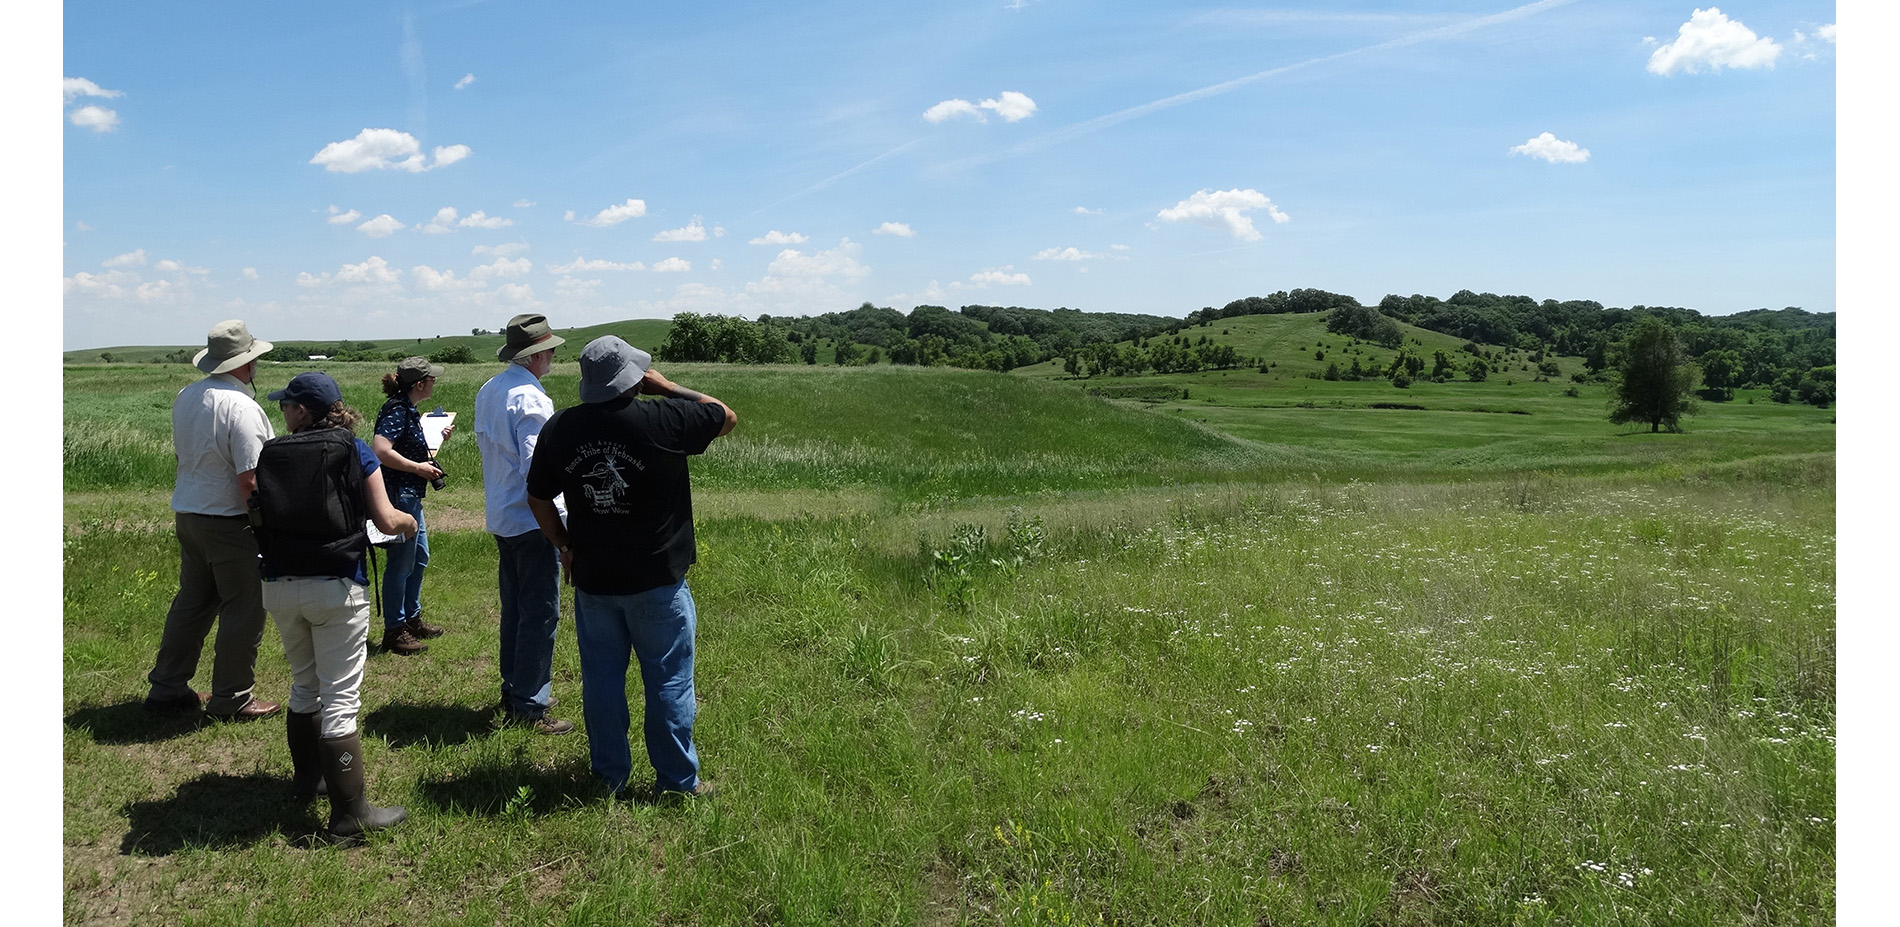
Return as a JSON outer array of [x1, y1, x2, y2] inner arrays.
[[1647, 8, 1782, 75], [242, 267, 259, 279], [1157, 188, 1289, 241], [469, 257, 533, 280], [651, 257, 692, 273], [554, 276, 602, 298], [454, 73, 476, 90], [874, 222, 916, 238], [750, 230, 808, 245], [513, 199, 536, 208], [327, 206, 362, 225], [575, 198, 648, 228], [924, 90, 1037, 123], [419, 207, 459, 234], [63, 77, 123, 103], [968, 268, 1032, 287], [300, 256, 402, 287], [1510, 132, 1591, 163], [358, 214, 407, 238], [923, 99, 983, 123], [154, 259, 209, 274], [654, 217, 711, 242], [309, 128, 471, 173], [102, 249, 147, 268], [1073, 206, 1104, 216], [548, 256, 645, 273], [410, 265, 480, 293], [71, 106, 120, 132], [1034, 247, 1105, 262], [460, 210, 513, 230]]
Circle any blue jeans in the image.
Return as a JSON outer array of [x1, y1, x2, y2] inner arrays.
[[574, 580, 699, 793], [496, 531, 560, 718], [380, 495, 428, 630]]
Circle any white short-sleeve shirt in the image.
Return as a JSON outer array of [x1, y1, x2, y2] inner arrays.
[[170, 373, 275, 517]]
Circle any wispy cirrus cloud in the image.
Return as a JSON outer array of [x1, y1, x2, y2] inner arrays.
[[309, 128, 471, 173], [454, 73, 476, 90]]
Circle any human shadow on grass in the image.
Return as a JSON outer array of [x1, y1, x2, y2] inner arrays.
[[65, 702, 211, 745], [361, 699, 504, 748], [119, 771, 321, 856], [415, 757, 607, 817]]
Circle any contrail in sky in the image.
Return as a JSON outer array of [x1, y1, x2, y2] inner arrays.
[[767, 0, 1580, 204], [752, 139, 924, 216], [1003, 0, 1581, 161]]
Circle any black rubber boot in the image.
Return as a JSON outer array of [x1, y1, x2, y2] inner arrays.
[[286, 710, 327, 803], [319, 730, 406, 842]]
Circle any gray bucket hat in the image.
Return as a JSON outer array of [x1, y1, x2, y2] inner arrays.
[[497, 313, 565, 361], [395, 355, 445, 386], [578, 336, 653, 402], [193, 319, 273, 374]]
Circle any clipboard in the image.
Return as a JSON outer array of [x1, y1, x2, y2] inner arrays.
[[366, 519, 405, 548], [421, 411, 455, 453]]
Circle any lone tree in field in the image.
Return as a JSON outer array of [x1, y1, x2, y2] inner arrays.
[[1609, 317, 1698, 432]]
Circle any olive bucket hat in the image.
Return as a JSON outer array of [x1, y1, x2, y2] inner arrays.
[[395, 355, 445, 386], [193, 319, 274, 374], [497, 313, 565, 361]]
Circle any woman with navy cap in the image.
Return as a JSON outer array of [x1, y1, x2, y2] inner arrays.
[[372, 356, 454, 655], [259, 371, 417, 842]]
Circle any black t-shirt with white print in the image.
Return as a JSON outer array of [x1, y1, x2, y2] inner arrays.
[[525, 394, 725, 595]]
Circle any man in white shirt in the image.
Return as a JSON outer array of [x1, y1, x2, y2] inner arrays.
[[145, 320, 283, 721], [473, 314, 574, 735]]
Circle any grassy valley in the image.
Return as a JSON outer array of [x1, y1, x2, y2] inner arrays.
[[61, 306, 1834, 924]]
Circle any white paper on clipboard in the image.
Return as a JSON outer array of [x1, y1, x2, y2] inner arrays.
[[421, 411, 455, 453]]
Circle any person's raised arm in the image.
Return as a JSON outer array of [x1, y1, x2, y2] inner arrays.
[[362, 468, 418, 539], [639, 367, 736, 436]]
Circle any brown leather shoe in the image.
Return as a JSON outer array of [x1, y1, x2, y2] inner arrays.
[[404, 615, 444, 639], [381, 628, 428, 655], [208, 698, 282, 721]]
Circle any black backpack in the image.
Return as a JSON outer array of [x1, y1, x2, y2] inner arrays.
[[248, 427, 369, 576]]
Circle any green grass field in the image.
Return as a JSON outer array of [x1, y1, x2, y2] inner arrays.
[[62, 353, 1834, 925]]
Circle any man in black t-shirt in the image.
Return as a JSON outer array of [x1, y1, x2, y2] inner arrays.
[[525, 336, 737, 799]]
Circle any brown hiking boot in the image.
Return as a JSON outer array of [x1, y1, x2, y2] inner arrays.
[[381, 628, 428, 655], [404, 615, 444, 639], [502, 713, 574, 735]]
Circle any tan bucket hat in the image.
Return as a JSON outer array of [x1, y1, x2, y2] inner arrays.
[[193, 319, 274, 374], [497, 313, 565, 361]]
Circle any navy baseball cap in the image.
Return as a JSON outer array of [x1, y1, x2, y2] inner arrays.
[[267, 371, 344, 409]]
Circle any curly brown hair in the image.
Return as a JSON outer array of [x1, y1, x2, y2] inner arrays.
[[292, 400, 364, 434]]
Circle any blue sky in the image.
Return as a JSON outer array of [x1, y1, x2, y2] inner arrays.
[[60, 1, 1838, 349]]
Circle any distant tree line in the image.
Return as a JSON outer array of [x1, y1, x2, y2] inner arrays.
[[646, 288, 1834, 407]]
